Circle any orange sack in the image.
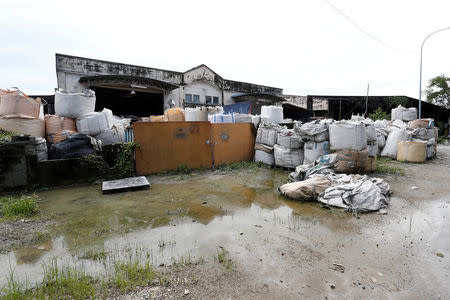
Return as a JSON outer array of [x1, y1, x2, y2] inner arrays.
[[0, 91, 41, 118]]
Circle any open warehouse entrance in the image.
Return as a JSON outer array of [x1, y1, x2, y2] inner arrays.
[[79, 75, 178, 118]]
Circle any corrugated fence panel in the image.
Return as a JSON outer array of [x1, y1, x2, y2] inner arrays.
[[134, 122, 212, 175], [211, 123, 255, 166]]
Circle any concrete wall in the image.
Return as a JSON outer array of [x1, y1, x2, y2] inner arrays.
[[283, 95, 307, 109], [56, 53, 183, 92], [55, 54, 284, 110]]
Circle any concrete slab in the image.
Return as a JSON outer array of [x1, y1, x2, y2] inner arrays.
[[102, 176, 150, 194]]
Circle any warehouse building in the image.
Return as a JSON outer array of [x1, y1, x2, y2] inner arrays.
[[55, 54, 283, 117]]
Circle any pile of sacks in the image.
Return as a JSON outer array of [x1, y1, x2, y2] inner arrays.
[[254, 122, 284, 166], [294, 119, 333, 165], [279, 154, 391, 214], [0, 89, 45, 138], [375, 105, 437, 162], [0, 89, 48, 161], [54, 89, 130, 146]]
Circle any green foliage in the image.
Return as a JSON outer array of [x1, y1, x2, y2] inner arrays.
[[113, 142, 138, 177], [39, 259, 95, 300], [110, 259, 157, 293], [387, 96, 410, 108], [426, 74, 450, 108], [1, 195, 39, 220], [217, 247, 233, 270], [0, 129, 17, 143], [368, 107, 390, 121], [77, 142, 137, 178], [375, 156, 406, 175]]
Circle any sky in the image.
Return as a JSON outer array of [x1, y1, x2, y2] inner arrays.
[[1, 0, 449, 99]]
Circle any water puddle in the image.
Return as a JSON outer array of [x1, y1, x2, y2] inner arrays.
[[0, 168, 352, 286]]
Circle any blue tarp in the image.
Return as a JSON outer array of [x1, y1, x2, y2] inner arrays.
[[223, 101, 252, 114]]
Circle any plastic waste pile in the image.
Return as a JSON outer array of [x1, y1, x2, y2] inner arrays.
[[55, 89, 130, 146], [254, 122, 285, 166], [294, 119, 333, 164], [0, 89, 45, 138], [279, 154, 391, 214], [273, 129, 304, 169]]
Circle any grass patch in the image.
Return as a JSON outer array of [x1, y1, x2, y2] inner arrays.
[[216, 161, 266, 172], [217, 247, 233, 270], [375, 156, 406, 175], [0, 255, 169, 299], [0, 195, 39, 221]]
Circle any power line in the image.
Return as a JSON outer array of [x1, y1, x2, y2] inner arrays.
[[323, 0, 394, 49]]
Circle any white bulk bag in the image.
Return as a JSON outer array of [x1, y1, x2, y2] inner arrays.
[[329, 121, 367, 151], [210, 114, 234, 123], [255, 123, 281, 146], [251, 115, 260, 127], [376, 131, 386, 149], [234, 113, 252, 123], [391, 105, 417, 121], [277, 129, 302, 149], [274, 144, 304, 169], [367, 142, 378, 158], [55, 89, 96, 119], [76, 112, 109, 136], [374, 119, 389, 128], [261, 106, 283, 124], [102, 108, 113, 128], [380, 130, 411, 159], [95, 125, 125, 145], [364, 122, 377, 143], [304, 141, 330, 164], [185, 108, 198, 121], [254, 149, 275, 166], [294, 119, 330, 142]]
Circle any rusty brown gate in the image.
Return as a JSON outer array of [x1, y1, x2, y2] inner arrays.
[[211, 123, 255, 166], [134, 122, 256, 175]]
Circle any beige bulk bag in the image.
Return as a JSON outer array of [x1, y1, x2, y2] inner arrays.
[[335, 148, 369, 173], [279, 176, 331, 201], [0, 115, 45, 137], [408, 119, 432, 129], [0, 92, 41, 118], [396, 141, 426, 163], [150, 115, 166, 122], [164, 108, 185, 121], [45, 115, 77, 136]]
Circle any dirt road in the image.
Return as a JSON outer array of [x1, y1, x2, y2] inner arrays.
[[119, 145, 450, 300]]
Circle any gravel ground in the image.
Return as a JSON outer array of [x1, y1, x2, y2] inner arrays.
[[0, 219, 53, 253]]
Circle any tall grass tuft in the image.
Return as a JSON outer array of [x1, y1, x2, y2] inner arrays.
[[1, 195, 39, 220]]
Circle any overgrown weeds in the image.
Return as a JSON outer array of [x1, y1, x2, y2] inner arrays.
[[375, 156, 406, 175], [216, 161, 266, 172], [217, 247, 233, 270], [0, 195, 39, 221]]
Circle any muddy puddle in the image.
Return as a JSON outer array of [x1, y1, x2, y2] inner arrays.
[[0, 168, 354, 286]]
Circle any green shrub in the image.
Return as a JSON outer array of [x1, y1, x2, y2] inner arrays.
[[368, 107, 390, 121], [1, 195, 39, 219]]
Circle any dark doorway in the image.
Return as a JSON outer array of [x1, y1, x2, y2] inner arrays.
[[91, 87, 164, 117]]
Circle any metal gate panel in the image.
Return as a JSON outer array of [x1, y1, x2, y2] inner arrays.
[[134, 122, 212, 175], [211, 123, 255, 166]]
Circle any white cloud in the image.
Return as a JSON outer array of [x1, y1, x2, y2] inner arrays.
[[1, 0, 449, 98]]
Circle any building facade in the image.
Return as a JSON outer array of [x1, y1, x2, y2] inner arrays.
[[56, 54, 283, 117]]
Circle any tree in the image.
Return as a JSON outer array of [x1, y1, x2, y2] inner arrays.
[[425, 74, 450, 108]]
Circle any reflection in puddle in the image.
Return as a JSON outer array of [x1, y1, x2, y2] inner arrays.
[[0, 168, 353, 286]]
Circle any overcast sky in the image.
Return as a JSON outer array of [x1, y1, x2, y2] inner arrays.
[[1, 0, 449, 98]]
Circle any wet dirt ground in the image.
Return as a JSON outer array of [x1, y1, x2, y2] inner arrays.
[[1, 145, 449, 299]]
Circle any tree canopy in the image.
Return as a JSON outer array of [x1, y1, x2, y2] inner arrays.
[[425, 74, 450, 108]]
